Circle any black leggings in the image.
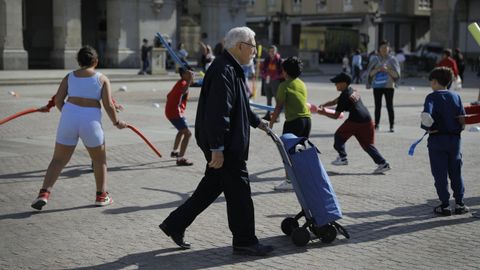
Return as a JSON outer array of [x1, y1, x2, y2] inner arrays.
[[373, 88, 395, 129]]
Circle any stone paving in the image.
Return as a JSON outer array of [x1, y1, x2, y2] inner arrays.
[[1, 70, 480, 269]]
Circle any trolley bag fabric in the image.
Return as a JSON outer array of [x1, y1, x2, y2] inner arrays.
[[280, 133, 342, 226]]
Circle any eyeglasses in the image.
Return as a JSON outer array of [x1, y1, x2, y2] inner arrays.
[[240, 42, 256, 49]]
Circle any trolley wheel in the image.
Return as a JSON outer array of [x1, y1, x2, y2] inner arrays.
[[318, 224, 337, 243], [291, 227, 310, 246], [281, 217, 299, 236]]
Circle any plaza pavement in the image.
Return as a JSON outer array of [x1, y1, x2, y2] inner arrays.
[[0, 68, 479, 270]]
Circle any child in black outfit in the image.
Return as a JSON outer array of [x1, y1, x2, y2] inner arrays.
[[318, 72, 390, 174]]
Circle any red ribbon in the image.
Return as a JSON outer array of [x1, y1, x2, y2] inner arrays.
[[0, 108, 40, 125], [126, 124, 162, 157]]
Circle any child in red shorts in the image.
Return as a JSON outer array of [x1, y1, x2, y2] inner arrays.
[[165, 68, 195, 166], [318, 72, 390, 174]]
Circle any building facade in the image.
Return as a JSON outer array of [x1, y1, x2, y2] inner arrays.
[[0, 0, 250, 70], [1, 0, 479, 70], [245, 0, 431, 64], [431, 0, 480, 61]]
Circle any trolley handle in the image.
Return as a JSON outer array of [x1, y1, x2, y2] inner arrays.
[[264, 126, 281, 143]]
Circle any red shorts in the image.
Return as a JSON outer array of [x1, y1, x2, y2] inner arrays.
[[335, 120, 375, 148]]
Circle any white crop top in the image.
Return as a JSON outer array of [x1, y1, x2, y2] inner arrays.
[[67, 71, 103, 100]]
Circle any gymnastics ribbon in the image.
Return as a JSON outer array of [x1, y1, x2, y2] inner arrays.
[[408, 132, 428, 156], [0, 95, 55, 125], [126, 124, 162, 158], [0, 108, 41, 125]]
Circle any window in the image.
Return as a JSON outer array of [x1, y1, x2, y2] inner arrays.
[[316, 0, 327, 12], [293, 0, 302, 13], [267, 0, 276, 12], [418, 0, 432, 10], [343, 0, 353, 12]]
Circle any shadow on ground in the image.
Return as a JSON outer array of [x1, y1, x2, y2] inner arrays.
[[71, 235, 312, 270]]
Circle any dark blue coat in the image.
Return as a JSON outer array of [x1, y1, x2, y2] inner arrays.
[[195, 50, 260, 161]]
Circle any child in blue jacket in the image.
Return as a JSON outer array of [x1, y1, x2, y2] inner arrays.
[[421, 67, 468, 216]]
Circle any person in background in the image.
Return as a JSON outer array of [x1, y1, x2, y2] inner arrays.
[[351, 49, 362, 84], [177, 42, 188, 61], [366, 40, 400, 132], [199, 41, 214, 71], [165, 68, 195, 166], [31, 46, 127, 210], [138, 38, 152, 75], [260, 45, 283, 121], [213, 41, 225, 57], [242, 58, 255, 98], [453, 48, 465, 82], [342, 54, 351, 74], [395, 49, 406, 83], [437, 49, 460, 90]]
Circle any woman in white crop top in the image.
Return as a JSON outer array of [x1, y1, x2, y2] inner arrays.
[[31, 46, 127, 210]]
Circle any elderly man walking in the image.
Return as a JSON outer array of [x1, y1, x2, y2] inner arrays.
[[158, 26, 273, 256]]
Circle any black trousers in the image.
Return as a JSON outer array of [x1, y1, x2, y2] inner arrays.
[[373, 88, 395, 129], [283, 117, 311, 138], [162, 158, 258, 247]]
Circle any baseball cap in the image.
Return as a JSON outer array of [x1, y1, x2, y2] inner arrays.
[[330, 72, 352, 84]]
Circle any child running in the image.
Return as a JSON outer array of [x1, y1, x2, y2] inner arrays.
[[269, 56, 311, 190], [421, 67, 468, 216], [165, 68, 195, 166], [317, 72, 390, 174], [31, 46, 127, 210]]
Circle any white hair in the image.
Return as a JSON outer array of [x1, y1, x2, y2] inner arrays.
[[224, 27, 256, 49]]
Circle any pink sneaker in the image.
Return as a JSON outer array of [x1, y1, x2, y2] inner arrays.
[[95, 192, 113, 206], [31, 189, 50, 210]]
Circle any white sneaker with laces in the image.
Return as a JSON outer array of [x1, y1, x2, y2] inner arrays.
[[373, 163, 391, 174], [274, 180, 294, 191], [331, 156, 348, 166]]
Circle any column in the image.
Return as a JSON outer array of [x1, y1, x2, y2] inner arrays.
[[0, 0, 28, 70], [430, 0, 456, 48], [358, 14, 379, 53], [105, 0, 139, 68], [137, 0, 177, 69], [199, 0, 247, 48], [51, 0, 82, 69]]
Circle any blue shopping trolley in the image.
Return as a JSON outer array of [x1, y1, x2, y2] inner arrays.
[[266, 128, 350, 246]]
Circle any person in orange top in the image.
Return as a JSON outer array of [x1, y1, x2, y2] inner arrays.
[[260, 45, 283, 120], [437, 49, 459, 79], [165, 68, 195, 166]]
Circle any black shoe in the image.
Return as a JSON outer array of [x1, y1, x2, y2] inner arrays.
[[159, 223, 191, 249], [262, 113, 271, 121], [455, 203, 470, 214], [232, 243, 274, 256], [433, 204, 452, 216]]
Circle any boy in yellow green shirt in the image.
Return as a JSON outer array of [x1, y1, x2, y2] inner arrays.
[[269, 56, 311, 190]]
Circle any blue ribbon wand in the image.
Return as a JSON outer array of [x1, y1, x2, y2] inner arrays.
[[408, 132, 428, 156]]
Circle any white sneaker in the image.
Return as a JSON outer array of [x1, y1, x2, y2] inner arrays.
[[373, 163, 391, 174], [331, 156, 348, 166], [274, 180, 294, 191]]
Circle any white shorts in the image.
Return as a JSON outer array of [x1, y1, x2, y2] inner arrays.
[[56, 102, 104, 147]]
